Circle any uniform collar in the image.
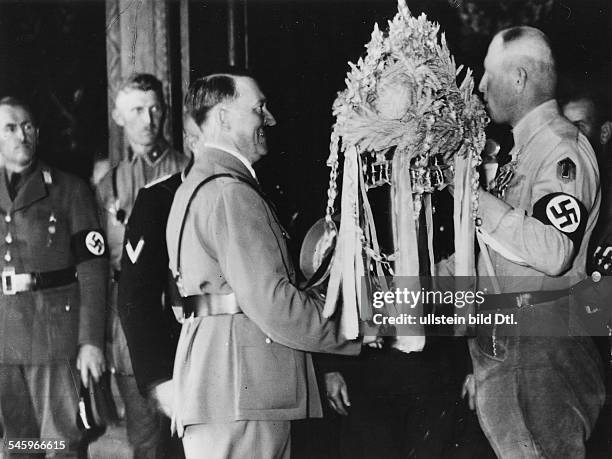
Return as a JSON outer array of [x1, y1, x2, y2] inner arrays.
[[0, 161, 48, 212], [202, 142, 257, 181], [128, 139, 169, 166], [512, 99, 559, 153], [192, 145, 260, 190]]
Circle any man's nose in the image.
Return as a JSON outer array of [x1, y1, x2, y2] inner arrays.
[[142, 109, 152, 126], [16, 126, 27, 142], [264, 108, 276, 127], [478, 75, 487, 95]]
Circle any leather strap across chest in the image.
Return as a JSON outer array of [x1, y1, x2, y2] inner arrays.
[[175, 173, 282, 287]]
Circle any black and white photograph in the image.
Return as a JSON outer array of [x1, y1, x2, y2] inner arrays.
[[1, 0, 612, 457]]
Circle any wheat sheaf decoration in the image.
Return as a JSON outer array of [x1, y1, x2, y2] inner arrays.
[[321, 0, 488, 348]]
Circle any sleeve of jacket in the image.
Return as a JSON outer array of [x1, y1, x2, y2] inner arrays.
[[478, 141, 598, 276], [69, 179, 109, 350], [206, 182, 361, 356], [118, 186, 178, 395]]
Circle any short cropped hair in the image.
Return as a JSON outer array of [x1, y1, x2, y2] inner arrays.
[[0, 96, 36, 124], [497, 26, 556, 98], [115, 73, 165, 107], [184, 68, 254, 126]]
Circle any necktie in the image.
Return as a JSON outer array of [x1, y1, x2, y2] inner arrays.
[[8, 173, 21, 201]]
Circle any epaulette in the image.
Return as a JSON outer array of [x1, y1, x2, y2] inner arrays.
[[145, 173, 172, 189]]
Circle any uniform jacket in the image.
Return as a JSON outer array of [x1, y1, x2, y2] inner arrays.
[[478, 100, 600, 292], [96, 142, 188, 373], [0, 161, 108, 364], [117, 172, 183, 396], [473, 100, 605, 435], [166, 147, 360, 433]]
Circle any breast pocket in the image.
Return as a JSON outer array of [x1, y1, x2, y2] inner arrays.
[[234, 316, 299, 410]]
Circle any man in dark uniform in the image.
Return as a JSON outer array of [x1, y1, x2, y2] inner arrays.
[[116, 117, 199, 459], [0, 97, 107, 457], [96, 74, 188, 457]]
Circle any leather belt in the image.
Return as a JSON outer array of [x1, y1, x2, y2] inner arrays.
[[479, 289, 569, 311], [182, 293, 242, 318], [2, 267, 77, 295]]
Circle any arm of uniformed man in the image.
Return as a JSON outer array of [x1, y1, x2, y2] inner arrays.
[[477, 145, 598, 276], [71, 180, 109, 386], [208, 182, 361, 355]]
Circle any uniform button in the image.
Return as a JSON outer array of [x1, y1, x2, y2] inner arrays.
[[4, 214, 11, 223], [4, 251, 11, 262], [4, 233, 12, 244], [65, 305, 71, 312], [265, 337, 272, 344]]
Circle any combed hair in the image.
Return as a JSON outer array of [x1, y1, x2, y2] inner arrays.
[[0, 96, 35, 123], [184, 69, 254, 126], [116, 73, 165, 106]]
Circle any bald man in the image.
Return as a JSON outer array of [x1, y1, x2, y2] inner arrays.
[[460, 27, 605, 457]]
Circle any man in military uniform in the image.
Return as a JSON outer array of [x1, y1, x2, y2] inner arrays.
[[460, 27, 605, 457], [0, 97, 107, 457], [116, 118, 201, 459], [96, 74, 188, 457], [166, 73, 361, 458]]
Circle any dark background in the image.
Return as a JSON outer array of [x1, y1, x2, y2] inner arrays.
[[1, 0, 611, 243]]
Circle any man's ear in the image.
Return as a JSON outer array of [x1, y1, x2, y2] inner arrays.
[[111, 108, 125, 127], [217, 105, 231, 131], [600, 120, 612, 146], [514, 67, 528, 93]]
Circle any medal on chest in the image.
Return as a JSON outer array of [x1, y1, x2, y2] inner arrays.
[[488, 147, 522, 199], [489, 161, 515, 199]]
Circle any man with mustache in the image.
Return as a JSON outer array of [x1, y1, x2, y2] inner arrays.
[[166, 73, 361, 458], [0, 97, 107, 457], [96, 73, 188, 458], [461, 26, 605, 457]]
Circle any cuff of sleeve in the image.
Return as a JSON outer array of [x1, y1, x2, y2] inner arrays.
[[479, 189, 513, 234]]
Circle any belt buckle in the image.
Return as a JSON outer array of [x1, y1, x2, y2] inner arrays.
[[2, 267, 16, 295]]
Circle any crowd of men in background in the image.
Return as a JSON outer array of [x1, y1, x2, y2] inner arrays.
[[0, 23, 612, 459]]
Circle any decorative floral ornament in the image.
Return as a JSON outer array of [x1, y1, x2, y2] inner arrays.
[[319, 0, 488, 346]]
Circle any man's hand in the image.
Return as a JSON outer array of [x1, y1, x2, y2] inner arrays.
[[76, 344, 105, 387], [324, 372, 351, 416], [151, 380, 174, 418], [461, 373, 476, 410]]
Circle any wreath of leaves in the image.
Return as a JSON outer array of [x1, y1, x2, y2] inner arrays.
[[329, 0, 488, 170]]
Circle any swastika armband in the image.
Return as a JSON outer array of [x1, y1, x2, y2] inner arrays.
[[532, 192, 587, 246], [71, 229, 108, 262]]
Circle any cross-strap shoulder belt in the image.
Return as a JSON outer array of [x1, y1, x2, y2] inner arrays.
[[174, 173, 290, 294]]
